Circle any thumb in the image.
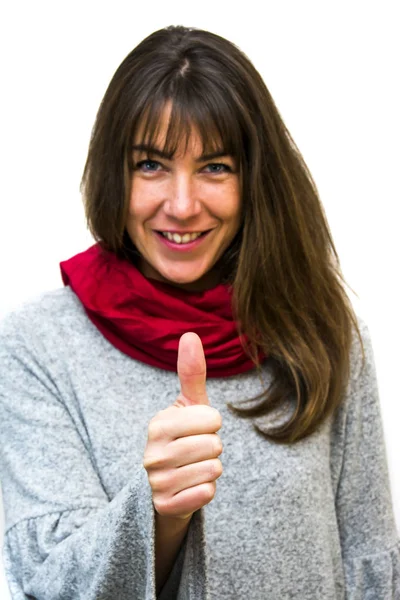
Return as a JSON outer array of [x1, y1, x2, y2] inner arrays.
[[176, 332, 209, 406]]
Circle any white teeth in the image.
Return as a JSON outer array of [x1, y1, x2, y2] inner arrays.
[[161, 231, 203, 244]]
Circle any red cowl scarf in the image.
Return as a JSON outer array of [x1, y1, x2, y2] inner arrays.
[[60, 244, 266, 377]]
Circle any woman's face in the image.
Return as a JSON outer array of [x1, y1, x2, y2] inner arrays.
[[126, 106, 242, 292]]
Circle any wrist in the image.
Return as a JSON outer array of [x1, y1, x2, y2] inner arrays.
[[155, 511, 193, 536]]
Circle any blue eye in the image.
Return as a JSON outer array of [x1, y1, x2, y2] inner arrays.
[[204, 163, 231, 174], [136, 160, 161, 172]]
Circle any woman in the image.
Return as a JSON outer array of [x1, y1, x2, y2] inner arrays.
[[0, 25, 398, 599]]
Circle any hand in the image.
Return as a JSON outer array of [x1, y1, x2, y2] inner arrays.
[[143, 332, 223, 520]]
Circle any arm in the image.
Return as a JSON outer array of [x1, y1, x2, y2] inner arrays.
[[0, 313, 207, 600], [330, 318, 399, 598], [155, 513, 191, 594]]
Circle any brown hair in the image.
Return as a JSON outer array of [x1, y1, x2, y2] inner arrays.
[[82, 25, 365, 443]]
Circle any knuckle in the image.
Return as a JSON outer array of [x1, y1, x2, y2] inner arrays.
[[148, 418, 168, 441], [143, 455, 154, 471], [147, 419, 161, 441], [213, 435, 223, 456], [152, 495, 169, 516], [202, 482, 216, 503], [210, 408, 223, 430], [148, 469, 171, 493], [208, 459, 222, 480], [214, 459, 223, 478], [153, 494, 180, 517], [143, 450, 167, 470], [173, 395, 187, 408]]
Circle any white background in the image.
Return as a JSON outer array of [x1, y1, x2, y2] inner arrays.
[[0, 1, 399, 597]]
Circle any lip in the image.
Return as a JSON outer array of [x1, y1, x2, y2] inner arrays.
[[156, 230, 210, 234], [154, 229, 213, 252]]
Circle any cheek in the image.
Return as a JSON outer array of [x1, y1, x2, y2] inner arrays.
[[128, 181, 161, 217], [211, 183, 241, 221]]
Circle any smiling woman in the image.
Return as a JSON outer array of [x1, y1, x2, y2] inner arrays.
[[0, 24, 399, 600], [125, 102, 242, 292]]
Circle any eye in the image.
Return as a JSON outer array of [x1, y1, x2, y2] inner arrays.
[[135, 159, 163, 172], [203, 163, 232, 174]]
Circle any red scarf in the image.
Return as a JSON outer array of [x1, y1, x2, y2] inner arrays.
[[60, 244, 266, 377]]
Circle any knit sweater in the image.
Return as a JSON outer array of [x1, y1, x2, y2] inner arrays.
[[0, 286, 399, 599]]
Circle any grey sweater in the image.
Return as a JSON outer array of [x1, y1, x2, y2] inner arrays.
[[0, 286, 399, 599]]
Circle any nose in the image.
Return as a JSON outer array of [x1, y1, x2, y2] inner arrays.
[[163, 172, 202, 221]]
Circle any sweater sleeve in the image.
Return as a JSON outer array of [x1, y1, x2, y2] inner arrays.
[[0, 311, 207, 600], [331, 318, 400, 599]]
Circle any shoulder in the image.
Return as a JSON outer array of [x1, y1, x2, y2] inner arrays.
[[348, 312, 375, 386], [0, 287, 87, 348], [332, 311, 381, 442]]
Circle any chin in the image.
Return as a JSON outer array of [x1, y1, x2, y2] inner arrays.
[[154, 264, 219, 291], [161, 270, 206, 286]]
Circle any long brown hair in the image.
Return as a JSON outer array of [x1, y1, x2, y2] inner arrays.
[[82, 25, 365, 443]]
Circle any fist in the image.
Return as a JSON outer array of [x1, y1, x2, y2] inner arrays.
[[143, 332, 223, 519]]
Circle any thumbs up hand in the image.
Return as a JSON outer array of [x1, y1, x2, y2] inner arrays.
[[143, 332, 223, 519]]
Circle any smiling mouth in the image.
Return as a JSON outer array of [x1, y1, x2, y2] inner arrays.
[[155, 230, 212, 244], [154, 228, 213, 249], [155, 230, 212, 236]]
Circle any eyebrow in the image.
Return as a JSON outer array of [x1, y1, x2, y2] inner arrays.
[[131, 144, 232, 162]]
